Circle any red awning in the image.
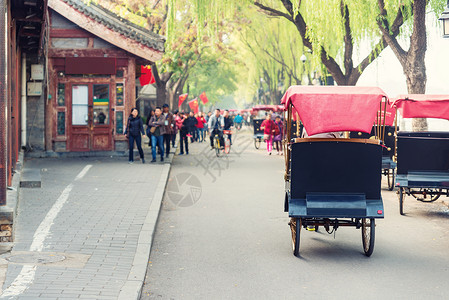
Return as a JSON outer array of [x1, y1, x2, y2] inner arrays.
[[281, 86, 388, 136], [392, 95, 449, 120]]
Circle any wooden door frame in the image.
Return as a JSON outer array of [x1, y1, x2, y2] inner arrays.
[[66, 79, 114, 151]]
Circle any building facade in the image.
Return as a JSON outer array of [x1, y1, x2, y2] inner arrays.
[[45, 0, 164, 153], [1, 0, 164, 205]]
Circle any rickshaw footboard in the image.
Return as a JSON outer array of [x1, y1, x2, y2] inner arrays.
[[289, 193, 384, 218]]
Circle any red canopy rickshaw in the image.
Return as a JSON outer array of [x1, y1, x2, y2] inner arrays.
[[282, 86, 388, 257], [392, 95, 449, 215]]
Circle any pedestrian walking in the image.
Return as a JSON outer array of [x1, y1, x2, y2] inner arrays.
[[186, 112, 198, 143], [172, 110, 179, 147], [179, 112, 189, 155], [148, 107, 166, 162], [196, 112, 207, 142], [125, 108, 145, 164], [273, 116, 284, 155], [260, 114, 275, 155], [162, 104, 174, 158], [145, 109, 155, 147]]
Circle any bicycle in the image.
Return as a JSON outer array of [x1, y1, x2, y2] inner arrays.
[[223, 130, 232, 154], [213, 134, 222, 157]]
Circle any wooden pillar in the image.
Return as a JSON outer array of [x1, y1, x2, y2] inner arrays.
[[0, 0, 8, 205], [46, 58, 56, 151]]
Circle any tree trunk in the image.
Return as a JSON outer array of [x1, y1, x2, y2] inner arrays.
[[405, 0, 428, 132], [377, 0, 428, 131], [405, 59, 428, 131], [156, 84, 167, 108]]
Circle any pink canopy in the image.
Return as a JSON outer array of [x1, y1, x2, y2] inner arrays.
[[392, 95, 449, 120], [375, 101, 396, 126], [252, 104, 279, 112], [281, 86, 388, 136]]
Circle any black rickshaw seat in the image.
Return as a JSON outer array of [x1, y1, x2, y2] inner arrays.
[[288, 139, 384, 218]]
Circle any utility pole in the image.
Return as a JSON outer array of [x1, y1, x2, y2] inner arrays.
[[0, 0, 7, 205]]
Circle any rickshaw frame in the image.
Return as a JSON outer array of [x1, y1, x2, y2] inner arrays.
[[392, 95, 449, 215], [282, 86, 388, 257]]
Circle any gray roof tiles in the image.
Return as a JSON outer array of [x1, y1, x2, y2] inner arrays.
[[61, 0, 165, 52]]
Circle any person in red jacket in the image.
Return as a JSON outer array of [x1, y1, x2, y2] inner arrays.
[[273, 116, 284, 155], [196, 112, 207, 142], [260, 114, 275, 155]]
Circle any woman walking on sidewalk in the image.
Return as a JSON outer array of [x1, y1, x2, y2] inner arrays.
[[196, 112, 207, 142], [178, 112, 189, 155], [148, 107, 166, 163], [260, 114, 275, 155], [125, 108, 145, 164]]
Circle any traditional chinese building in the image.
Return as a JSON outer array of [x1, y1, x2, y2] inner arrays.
[[45, 0, 164, 153], [1, 0, 47, 205]]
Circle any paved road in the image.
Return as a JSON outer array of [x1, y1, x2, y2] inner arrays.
[[142, 128, 449, 299], [0, 151, 170, 300]]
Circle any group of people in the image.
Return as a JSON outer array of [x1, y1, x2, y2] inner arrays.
[[124, 104, 240, 163], [260, 113, 284, 156]]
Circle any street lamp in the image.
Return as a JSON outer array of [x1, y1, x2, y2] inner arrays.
[[300, 54, 307, 85], [439, 0, 449, 38]]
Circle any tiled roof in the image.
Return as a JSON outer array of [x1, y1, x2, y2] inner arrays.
[[61, 0, 165, 52]]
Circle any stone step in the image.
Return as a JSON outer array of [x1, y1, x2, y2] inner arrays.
[[20, 168, 41, 188]]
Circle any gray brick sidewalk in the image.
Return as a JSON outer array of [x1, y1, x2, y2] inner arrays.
[[0, 155, 171, 299]]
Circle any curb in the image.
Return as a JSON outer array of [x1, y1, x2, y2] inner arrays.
[[118, 161, 172, 300], [2, 151, 24, 244]]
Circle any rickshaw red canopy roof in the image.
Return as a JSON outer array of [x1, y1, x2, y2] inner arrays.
[[375, 100, 396, 126], [392, 95, 449, 120], [252, 104, 280, 112], [281, 86, 388, 136]]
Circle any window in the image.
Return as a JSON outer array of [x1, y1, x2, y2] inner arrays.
[[57, 112, 65, 135], [93, 84, 109, 125], [57, 83, 65, 106], [116, 111, 124, 134], [116, 83, 124, 106], [72, 85, 88, 125]]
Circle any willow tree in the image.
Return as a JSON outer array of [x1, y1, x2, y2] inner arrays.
[[169, 0, 407, 86], [377, 0, 446, 131], [237, 15, 314, 104]]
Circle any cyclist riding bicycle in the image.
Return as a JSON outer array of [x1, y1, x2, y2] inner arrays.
[[208, 109, 225, 150], [233, 113, 243, 130]]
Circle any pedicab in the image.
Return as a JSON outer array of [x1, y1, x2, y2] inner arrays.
[[282, 86, 387, 257], [350, 102, 398, 190], [252, 105, 280, 149], [392, 95, 449, 215]]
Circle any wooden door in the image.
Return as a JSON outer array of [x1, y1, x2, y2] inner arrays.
[[69, 84, 112, 151]]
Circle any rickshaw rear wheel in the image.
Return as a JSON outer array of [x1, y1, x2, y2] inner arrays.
[[254, 138, 261, 149], [290, 217, 301, 257], [387, 169, 395, 191], [361, 218, 375, 257], [398, 187, 405, 215], [411, 188, 441, 202]]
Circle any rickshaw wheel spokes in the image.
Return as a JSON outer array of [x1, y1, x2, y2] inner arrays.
[[361, 218, 375, 257], [411, 188, 442, 202], [289, 217, 301, 257], [387, 169, 395, 191]]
